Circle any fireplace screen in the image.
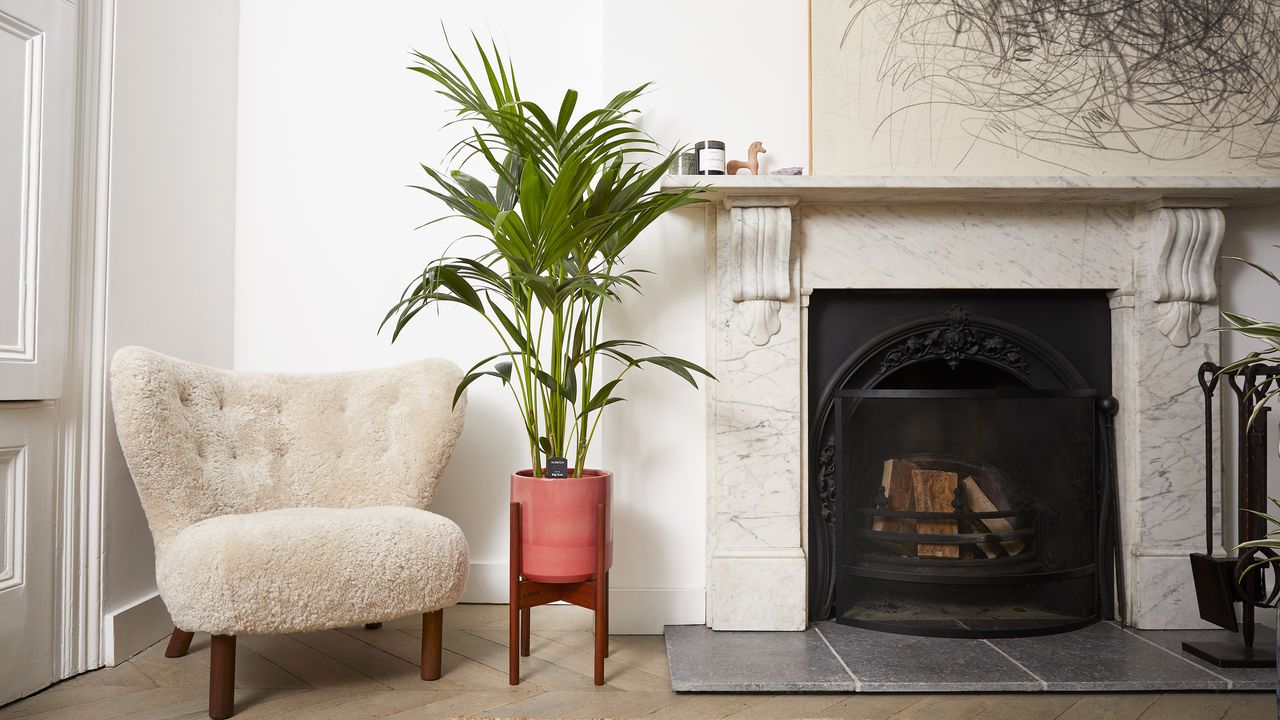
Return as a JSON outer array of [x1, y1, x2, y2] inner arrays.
[[807, 293, 1118, 639], [831, 390, 1104, 637]]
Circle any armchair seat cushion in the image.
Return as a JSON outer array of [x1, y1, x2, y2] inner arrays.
[[157, 506, 469, 636]]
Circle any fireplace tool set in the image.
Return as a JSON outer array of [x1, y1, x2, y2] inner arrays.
[[1185, 361, 1280, 668]]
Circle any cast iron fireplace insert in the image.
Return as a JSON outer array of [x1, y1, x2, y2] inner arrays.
[[808, 290, 1119, 639]]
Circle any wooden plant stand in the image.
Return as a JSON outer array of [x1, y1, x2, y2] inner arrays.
[[509, 501, 609, 686]]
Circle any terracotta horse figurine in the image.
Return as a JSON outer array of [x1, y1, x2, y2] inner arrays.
[[727, 141, 766, 175]]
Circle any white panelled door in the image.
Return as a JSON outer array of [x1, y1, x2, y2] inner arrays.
[[0, 0, 78, 704], [0, 403, 56, 702]]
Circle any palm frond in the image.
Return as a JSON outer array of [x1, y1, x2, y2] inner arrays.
[[386, 30, 710, 476]]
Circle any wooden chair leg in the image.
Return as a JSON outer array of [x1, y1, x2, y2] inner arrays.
[[165, 627, 194, 658], [209, 634, 235, 719], [420, 609, 443, 681], [364, 622, 382, 630], [519, 608, 530, 657]]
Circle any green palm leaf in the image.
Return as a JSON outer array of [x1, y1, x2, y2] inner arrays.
[[385, 31, 710, 476]]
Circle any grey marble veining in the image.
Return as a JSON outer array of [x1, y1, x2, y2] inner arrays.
[[706, 205, 807, 630], [799, 203, 1133, 292]]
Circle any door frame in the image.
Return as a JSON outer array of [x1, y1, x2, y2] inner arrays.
[[55, 0, 114, 678]]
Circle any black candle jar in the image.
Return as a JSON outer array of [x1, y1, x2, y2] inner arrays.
[[694, 140, 726, 175]]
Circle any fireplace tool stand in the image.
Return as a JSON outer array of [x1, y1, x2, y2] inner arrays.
[[1183, 361, 1280, 668]]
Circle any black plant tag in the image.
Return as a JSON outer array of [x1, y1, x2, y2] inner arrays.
[[546, 456, 569, 478]]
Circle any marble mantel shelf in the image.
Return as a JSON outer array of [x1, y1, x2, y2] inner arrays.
[[660, 175, 1280, 208]]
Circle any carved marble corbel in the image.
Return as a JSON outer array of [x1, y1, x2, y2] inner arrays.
[[726, 196, 798, 345], [1150, 204, 1226, 347]]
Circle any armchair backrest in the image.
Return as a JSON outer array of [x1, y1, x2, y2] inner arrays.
[[109, 347, 466, 554]]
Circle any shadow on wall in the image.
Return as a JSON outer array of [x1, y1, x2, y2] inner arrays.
[[432, 392, 530, 581], [601, 203, 710, 594], [1219, 206, 1280, 557]]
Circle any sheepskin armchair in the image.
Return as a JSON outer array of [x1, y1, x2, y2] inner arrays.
[[109, 347, 470, 718]]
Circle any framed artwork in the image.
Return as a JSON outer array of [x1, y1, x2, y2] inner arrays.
[[810, 0, 1280, 175]]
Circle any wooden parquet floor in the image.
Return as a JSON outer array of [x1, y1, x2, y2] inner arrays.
[[0, 604, 1272, 720]]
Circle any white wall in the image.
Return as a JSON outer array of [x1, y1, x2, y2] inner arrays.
[[233, 0, 808, 631], [1219, 208, 1280, 552], [101, 0, 239, 662], [233, 0, 608, 615], [598, 1, 809, 625]]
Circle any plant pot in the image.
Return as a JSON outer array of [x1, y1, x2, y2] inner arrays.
[[511, 469, 613, 583]]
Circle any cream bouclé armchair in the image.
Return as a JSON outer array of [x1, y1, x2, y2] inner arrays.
[[109, 347, 470, 719]]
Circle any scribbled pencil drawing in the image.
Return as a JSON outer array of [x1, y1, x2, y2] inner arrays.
[[835, 0, 1280, 172]]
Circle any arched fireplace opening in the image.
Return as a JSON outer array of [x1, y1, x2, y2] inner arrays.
[[808, 291, 1119, 638]]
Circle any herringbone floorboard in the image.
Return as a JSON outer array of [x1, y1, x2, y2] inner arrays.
[[0, 604, 1271, 720]]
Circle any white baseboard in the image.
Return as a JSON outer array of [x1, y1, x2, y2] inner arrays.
[[608, 588, 705, 634], [460, 561, 510, 604], [103, 592, 172, 666], [461, 561, 705, 634]]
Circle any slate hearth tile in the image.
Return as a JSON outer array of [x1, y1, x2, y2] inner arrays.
[[990, 621, 1228, 691], [1126, 627, 1277, 691], [816, 621, 1042, 692], [663, 625, 855, 692]]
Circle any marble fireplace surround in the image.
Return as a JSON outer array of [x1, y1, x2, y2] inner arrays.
[[660, 175, 1280, 632]]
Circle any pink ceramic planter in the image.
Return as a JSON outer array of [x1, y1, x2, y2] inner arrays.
[[510, 469, 613, 583]]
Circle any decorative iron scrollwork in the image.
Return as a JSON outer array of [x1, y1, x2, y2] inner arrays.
[[818, 436, 837, 523], [878, 305, 1031, 376]]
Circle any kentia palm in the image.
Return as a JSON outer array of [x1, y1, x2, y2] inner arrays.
[[382, 36, 711, 582]]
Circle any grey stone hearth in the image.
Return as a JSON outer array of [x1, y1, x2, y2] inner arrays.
[[665, 623, 1277, 693]]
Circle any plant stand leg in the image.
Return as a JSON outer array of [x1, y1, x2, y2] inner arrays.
[[509, 501, 521, 686], [520, 608, 530, 657], [507, 497, 610, 686], [165, 628, 194, 658], [594, 502, 606, 686]]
